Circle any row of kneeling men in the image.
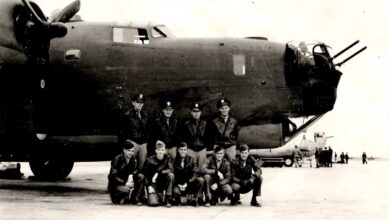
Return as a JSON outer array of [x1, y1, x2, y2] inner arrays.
[[108, 140, 263, 207]]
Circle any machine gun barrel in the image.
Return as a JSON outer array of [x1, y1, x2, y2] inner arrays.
[[335, 46, 367, 67], [331, 40, 359, 60]]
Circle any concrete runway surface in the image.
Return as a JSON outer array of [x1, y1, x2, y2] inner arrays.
[[0, 159, 389, 220]]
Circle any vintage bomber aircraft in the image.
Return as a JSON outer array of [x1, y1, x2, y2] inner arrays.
[[0, 0, 366, 179]]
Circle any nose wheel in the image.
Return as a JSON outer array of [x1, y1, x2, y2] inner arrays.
[[284, 158, 293, 167], [29, 156, 74, 180]]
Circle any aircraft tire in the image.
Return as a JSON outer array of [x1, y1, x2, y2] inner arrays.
[[29, 157, 74, 180], [284, 158, 293, 167]]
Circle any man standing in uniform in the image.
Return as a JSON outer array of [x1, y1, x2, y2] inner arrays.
[[107, 140, 145, 205], [292, 145, 303, 168], [315, 147, 320, 168], [210, 98, 239, 161], [172, 142, 204, 206], [118, 93, 148, 170], [328, 146, 333, 167], [182, 102, 209, 170], [231, 144, 263, 207], [143, 140, 175, 207], [151, 101, 179, 159], [340, 152, 345, 164], [362, 152, 368, 164], [201, 146, 233, 206]]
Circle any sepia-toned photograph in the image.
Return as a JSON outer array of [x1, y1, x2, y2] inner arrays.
[[0, 0, 389, 219]]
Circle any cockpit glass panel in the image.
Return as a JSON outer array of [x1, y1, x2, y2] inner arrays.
[[288, 41, 318, 67], [113, 27, 149, 44]]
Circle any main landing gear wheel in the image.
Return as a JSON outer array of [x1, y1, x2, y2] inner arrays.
[[29, 157, 74, 180], [284, 158, 293, 167]]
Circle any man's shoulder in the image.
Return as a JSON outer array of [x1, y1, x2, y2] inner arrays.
[[228, 116, 238, 123], [146, 155, 157, 163], [205, 156, 214, 163], [212, 117, 220, 123], [111, 154, 124, 165], [222, 158, 231, 165]]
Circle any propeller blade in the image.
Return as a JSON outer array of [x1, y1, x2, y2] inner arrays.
[[50, 0, 81, 23], [21, 0, 47, 25]]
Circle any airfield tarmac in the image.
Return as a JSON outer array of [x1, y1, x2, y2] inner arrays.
[[0, 159, 389, 220]]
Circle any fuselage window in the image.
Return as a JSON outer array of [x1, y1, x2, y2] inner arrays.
[[113, 28, 149, 44], [233, 54, 246, 76]]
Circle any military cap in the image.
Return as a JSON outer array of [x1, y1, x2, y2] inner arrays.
[[213, 145, 223, 153], [155, 140, 166, 149], [239, 144, 250, 152], [162, 101, 173, 109], [132, 93, 145, 103], [178, 142, 188, 149], [217, 98, 231, 108], [190, 102, 202, 112], [123, 139, 135, 149]]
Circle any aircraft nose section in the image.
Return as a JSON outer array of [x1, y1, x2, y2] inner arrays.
[[285, 41, 343, 114], [301, 68, 342, 112]]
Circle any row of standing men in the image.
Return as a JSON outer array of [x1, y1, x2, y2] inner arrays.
[[108, 94, 262, 207]]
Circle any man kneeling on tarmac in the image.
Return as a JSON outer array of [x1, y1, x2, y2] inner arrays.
[[143, 140, 175, 207], [172, 142, 204, 207], [231, 144, 263, 207], [201, 145, 233, 206], [107, 140, 145, 205]]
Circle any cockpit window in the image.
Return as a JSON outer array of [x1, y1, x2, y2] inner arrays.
[[151, 27, 166, 38], [113, 27, 149, 44], [151, 25, 175, 38], [288, 41, 316, 67]]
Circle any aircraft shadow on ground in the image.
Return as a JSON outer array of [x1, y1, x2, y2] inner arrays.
[[0, 179, 107, 194]]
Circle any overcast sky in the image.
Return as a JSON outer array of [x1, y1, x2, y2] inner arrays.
[[34, 0, 390, 158]]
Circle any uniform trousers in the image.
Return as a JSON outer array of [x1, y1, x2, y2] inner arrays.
[[148, 173, 175, 196], [231, 175, 262, 197], [173, 177, 205, 200], [166, 147, 177, 160], [110, 173, 145, 204], [203, 174, 232, 200], [187, 148, 207, 170]]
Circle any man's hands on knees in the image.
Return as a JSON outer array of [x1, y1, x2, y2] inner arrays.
[[148, 186, 156, 193], [217, 171, 224, 179], [125, 175, 134, 188], [179, 183, 187, 191]]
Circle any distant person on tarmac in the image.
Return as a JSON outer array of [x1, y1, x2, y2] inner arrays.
[[322, 147, 329, 167], [315, 147, 320, 168], [335, 152, 338, 163], [362, 152, 368, 164], [345, 153, 349, 164], [340, 152, 345, 164], [292, 145, 303, 168], [328, 146, 333, 167]]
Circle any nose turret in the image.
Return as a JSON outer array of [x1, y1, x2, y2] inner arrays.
[[285, 41, 343, 114]]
